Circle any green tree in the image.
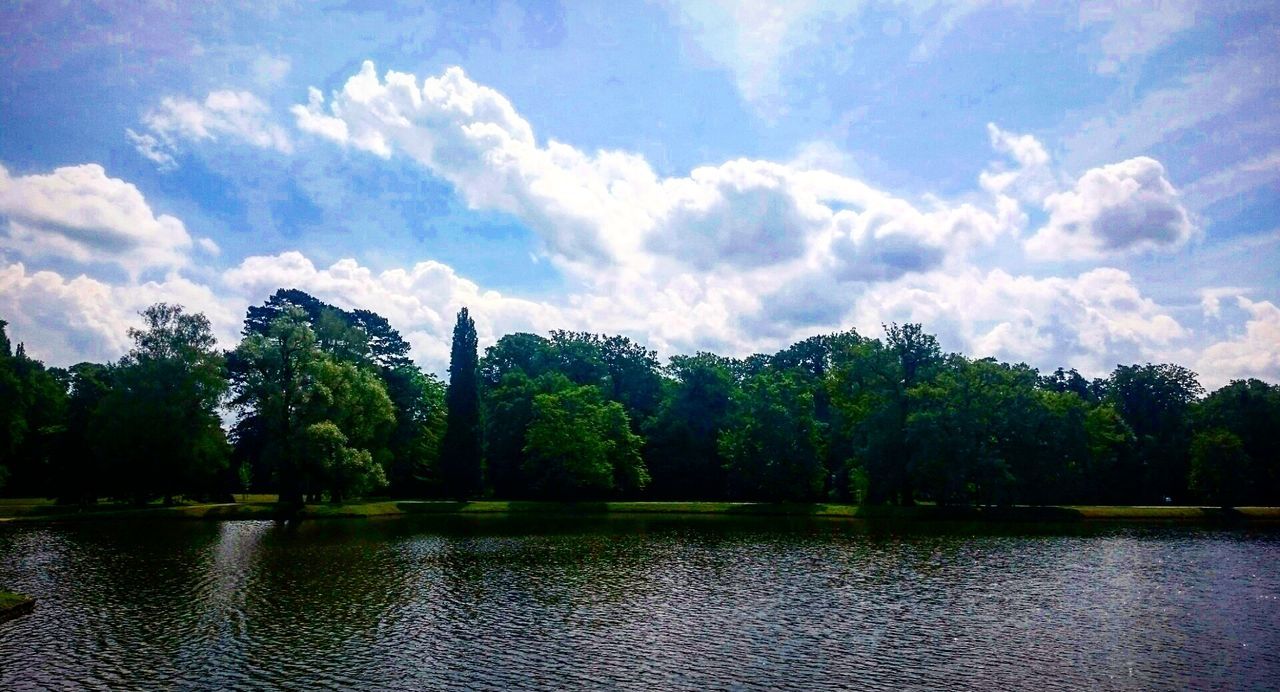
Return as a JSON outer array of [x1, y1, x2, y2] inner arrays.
[[645, 353, 737, 499], [52, 362, 114, 505], [440, 308, 482, 498], [1107, 363, 1204, 502], [303, 421, 386, 503], [230, 306, 321, 507], [383, 365, 446, 497], [1189, 428, 1249, 508], [719, 369, 824, 501], [827, 337, 902, 504], [1081, 403, 1136, 503], [522, 384, 647, 498], [1194, 379, 1280, 504], [96, 304, 229, 504]]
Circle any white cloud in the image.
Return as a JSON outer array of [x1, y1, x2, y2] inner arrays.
[[1182, 150, 1280, 211], [979, 122, 1058, 202], [1078, 0, 1199, 74], [851, 266, 1187, 376], [1196, 296, 1280, 388], [1199, 286, 1250, 319], [0, 261, 239, 366], [223, 251, 564, 371], [132, 89, 293, 167], [0, 162, 205, 275], [125, 128, 178, 171], [1025, 157, 1195, 260], [293, 61, 1017, 283]]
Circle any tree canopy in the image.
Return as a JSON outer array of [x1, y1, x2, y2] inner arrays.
[[3, 295, 1278, 509]]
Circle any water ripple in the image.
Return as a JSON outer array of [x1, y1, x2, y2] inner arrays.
[[1, 519, 1278, 690]]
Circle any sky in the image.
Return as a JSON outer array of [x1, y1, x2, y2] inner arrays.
[[0, 0, 1277, 388]]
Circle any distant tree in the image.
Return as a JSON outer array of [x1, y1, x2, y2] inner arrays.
[[1081, 402, 1137, 503], [522, 384, 647, 499], [906, 357, 1016, 506], [52, 362, 115, 505], [440, 308, 482, 498], [1107, 364, 1204, 503], [0, 321, 69, 497], [483, 371, 571, 498], [1194, 379, 1280, 504], [230, 307, 321, 507], [96, 304, 229, 504], [719, 369, 824, 502], [644, 353, 737, 499], [383, 365, 446, 497], [479, 332, 554, 388], [1189, 428, 1249, 509]]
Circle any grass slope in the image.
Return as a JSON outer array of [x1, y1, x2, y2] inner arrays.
[[3, 497, 1280, 523]]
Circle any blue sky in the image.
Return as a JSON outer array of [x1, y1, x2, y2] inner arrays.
[[1, 1, 1277, 387]]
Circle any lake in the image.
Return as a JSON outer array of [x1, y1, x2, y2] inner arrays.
[[1, 516, 1277, 690]]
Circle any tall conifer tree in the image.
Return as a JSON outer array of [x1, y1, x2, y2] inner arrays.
[[440, 308, 482, 498]]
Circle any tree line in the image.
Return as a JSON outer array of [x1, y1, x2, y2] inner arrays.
[[1, 288, 1277, 508]]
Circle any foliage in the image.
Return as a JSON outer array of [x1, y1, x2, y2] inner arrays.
[[719, 369, 825, 501], [440, 308, 482, 498], [522, 384, 647, 498], [94, 304, 229, 504], [5, 298, 1280, 509]]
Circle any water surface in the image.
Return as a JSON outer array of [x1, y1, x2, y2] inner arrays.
[[1, 516, 1277, 690]]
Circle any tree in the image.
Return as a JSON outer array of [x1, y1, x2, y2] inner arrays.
[[303, 421, 386, 503], [645, 353, 737, 499], [1081, 403, 1136, 503], [522, 384, 647, 498], [231, 306, 396, 504], [383, 365, 446, 497], [719, 369, 824, 502], [230, 306, 321, 507], [96, 304, 229, 504], [1194, 379, 1280, 504], [440, 308, 482, 498], [52, 362, 114, 505], [1107, 364, 1204, 502], [1189, 429, 1249, 508]]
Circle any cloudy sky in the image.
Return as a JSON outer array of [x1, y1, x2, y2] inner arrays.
[[1, 1, 1277, 387]]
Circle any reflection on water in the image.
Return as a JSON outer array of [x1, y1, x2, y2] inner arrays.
[[2, 516, 1278, 690]]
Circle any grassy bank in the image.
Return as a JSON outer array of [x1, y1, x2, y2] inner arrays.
[[0, 590, 34, 624], [3, 497, 1280, 524]]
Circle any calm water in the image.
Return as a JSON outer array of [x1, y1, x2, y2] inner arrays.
[[1, 516, 1278, 690]]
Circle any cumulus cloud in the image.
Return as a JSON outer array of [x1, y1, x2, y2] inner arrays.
[[293, 61, 1017, 283], [223, 251, 564, 370], [1025, 157, 1195, 260], [979, 123, 1058, 203], [0, 162, 208, 275], [851, 266, 1187, 376], [132, 89, 292, 167], [1199, 286, 1250, 319], [1196, 297, 1280, 388], [0, 261, 239, 365]]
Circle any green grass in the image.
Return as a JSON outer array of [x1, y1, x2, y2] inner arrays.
[[0, 590, 31, 611], [3, 498, 1279, 523]]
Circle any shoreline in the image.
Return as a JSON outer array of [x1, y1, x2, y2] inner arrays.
[[0, 591, 34, 624], [3, 499, 1280, 525]]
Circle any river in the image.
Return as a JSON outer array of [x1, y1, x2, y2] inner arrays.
[[1, 516, 1277, 690]]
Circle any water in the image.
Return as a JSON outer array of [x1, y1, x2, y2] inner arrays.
[[1, 516, 1278, 690]]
